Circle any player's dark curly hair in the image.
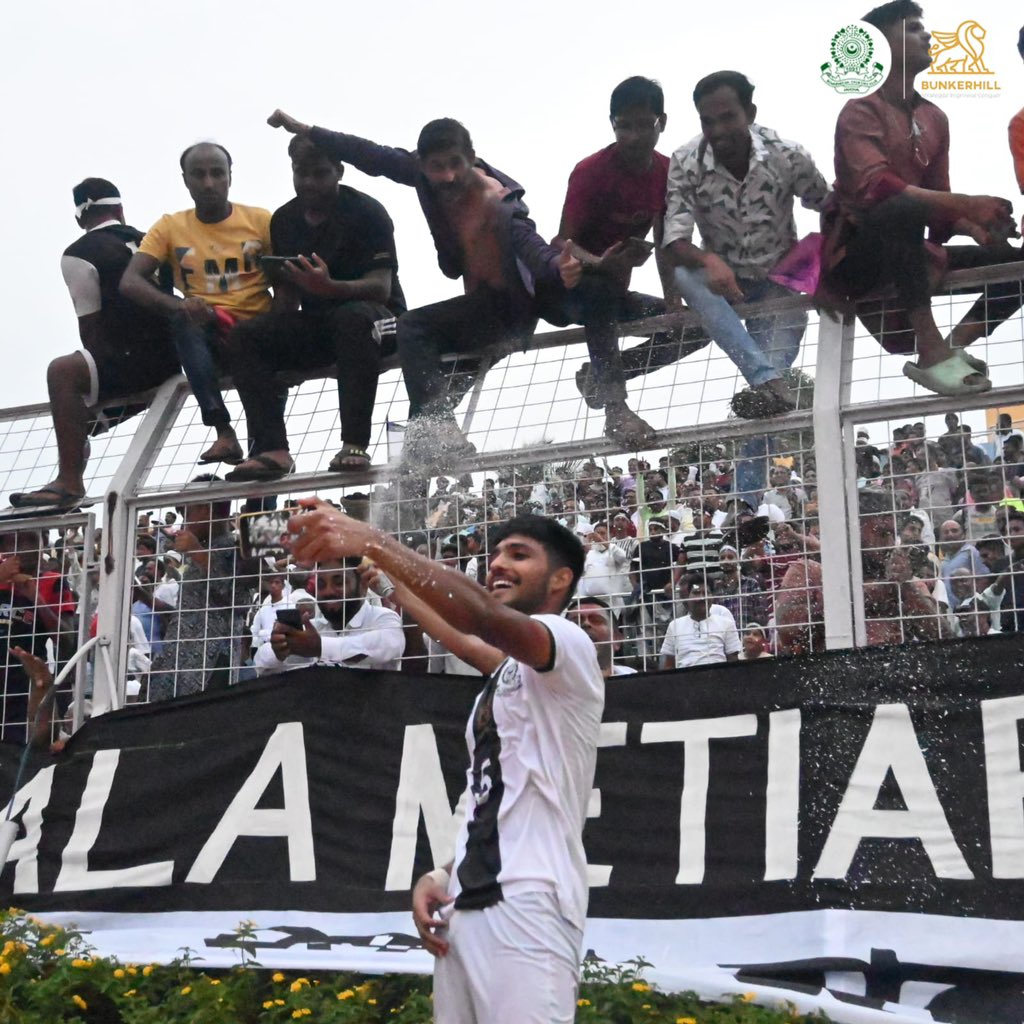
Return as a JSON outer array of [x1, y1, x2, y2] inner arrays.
[[488, 516, 584, 604]]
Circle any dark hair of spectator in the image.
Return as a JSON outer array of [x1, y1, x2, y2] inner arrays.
[[693, 70, 755, 109], [685, 573, 710, 593], [72, 177, 120, 207], [416, 118, 473, 160], [488, 515, 584, 601], [572, 595, 611, 611], [179, 141, 234, 172], [610, 77, 665, 117], [186, 473, 232, 522], [1018, 25, 1024, 59], [287, 133, 341, 168], [137, 535, 157, 553], [862, 0, 923, 32]]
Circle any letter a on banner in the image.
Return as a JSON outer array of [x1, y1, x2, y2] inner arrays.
[[186, 722, 315, 883], [814, 704, 972, 879]]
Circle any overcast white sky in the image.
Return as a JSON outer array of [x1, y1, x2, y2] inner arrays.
[[0, 0, 1020, 417]]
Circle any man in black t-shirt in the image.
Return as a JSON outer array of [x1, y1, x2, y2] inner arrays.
[[223, 135, 406, 480], [630, 516, 684, 658], [10, 179, 179, 509]]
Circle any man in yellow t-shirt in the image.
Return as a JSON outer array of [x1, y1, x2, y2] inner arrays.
[[120, 142, 272, 464]]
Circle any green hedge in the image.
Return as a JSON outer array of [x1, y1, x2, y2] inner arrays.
[[1, 909, 829, 1023]]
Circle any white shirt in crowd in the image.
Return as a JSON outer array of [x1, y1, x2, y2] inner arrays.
[[254, 600, 404, 675], [661, 605, 741, 669]]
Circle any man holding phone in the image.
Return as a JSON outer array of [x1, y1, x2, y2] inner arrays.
[[556, 76, 707, 415], [253, 559, 403, 675], [223, 134, 406, 480]]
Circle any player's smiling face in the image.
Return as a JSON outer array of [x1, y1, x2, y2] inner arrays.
[[486, 535, 552, 613]]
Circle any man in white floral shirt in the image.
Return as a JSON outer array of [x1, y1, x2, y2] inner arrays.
[[662, 70, 830, 417]]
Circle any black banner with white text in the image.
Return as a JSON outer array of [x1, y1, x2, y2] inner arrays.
[[5, 635, 1024, 1023]]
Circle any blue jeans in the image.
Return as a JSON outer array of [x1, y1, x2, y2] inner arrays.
[[171, 316, 231, 428], [672, 267, 806, 386]]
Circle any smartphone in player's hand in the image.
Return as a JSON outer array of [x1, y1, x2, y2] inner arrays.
[[237, 509, 293, 561]]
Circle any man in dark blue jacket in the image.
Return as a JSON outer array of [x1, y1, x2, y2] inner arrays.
[[268, 110, 657, 460]]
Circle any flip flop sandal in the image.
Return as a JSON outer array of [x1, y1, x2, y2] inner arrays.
[[224, 454, 295, 482], [327, 445, 371, 472], [198, 440, 244, 465], [903, 351, 991, 397], [956, 349, 987, 374], [9, 484, 86, 509]]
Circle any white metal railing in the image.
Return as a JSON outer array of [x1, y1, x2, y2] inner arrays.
[[0, 262, 1019, 733]]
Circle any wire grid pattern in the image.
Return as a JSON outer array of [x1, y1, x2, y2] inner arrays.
[[0, 517, 91, 746], [134, 308, 821, 495], [846, 273, 1024, 406], [0, 402, 149, 506], [852, 406, 1024, 646], [0, 267, 1021, 732]]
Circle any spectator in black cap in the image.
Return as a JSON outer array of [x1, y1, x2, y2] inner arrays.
[[10, 179, 180, 509]]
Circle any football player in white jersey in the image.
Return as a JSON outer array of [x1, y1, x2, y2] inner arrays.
[[288, 502, 604, 1024]]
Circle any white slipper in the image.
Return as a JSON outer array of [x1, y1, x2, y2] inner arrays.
[[903, 350, 991, 397]]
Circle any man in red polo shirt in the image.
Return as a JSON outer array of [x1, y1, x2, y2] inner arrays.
[[557, 77, 705, 413]]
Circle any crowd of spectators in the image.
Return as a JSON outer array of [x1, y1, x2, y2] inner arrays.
[[5, 406, 1024, 748]]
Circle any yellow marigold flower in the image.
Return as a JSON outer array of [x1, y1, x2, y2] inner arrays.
[[15, 942, 28, 953], [642, 1004, 651, 1009], [368, 998, 378, 1005], [577, 998, 592, 1006], [113, 969, 125, 979], [272, 971, 286, 982], [55, 948, 66, 956], [290, 980, 306, 992], [180, 985, 192, 995], [263, 1001, 276, 1010], [741, 992, 756, 1002], [127, 966, 138, 975], [0, 962, 11, 976], [338, 989, 355, 1000], [209, 979, 220, 985], [71, 958, 92, 969], [124, 989, 137, 997], [356, 982, 372, 993], [40, 933, 56, 947], [72, 995, 88, 1010], [631, 982, 650, 992], [275, 999, 286, 1006], [142, 964, 155, 976], [677, 1018, 698, 1024], [2, 940, 13, 955]]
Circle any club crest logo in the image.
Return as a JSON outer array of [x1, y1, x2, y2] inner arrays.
[[821, 23, 888, 95]]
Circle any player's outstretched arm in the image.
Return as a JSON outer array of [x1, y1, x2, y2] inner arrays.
[[288, 499, 555, 669]]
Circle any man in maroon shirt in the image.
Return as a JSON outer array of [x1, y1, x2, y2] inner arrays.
[[556, 77, 706, 413], [822, 0, 1023, 397]]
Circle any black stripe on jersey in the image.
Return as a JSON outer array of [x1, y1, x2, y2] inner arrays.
[[454, 662, 508, 909], [534, 621, 556, 674]]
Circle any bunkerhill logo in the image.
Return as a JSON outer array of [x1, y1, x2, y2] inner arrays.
[[923, 20, 1001, 96], [821, 23, 888, 96]]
